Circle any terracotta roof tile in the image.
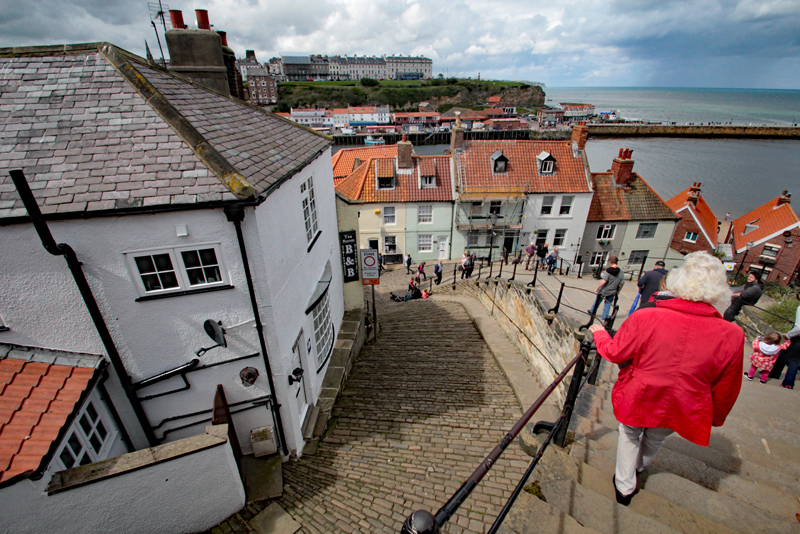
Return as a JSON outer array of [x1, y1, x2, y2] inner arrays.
[[730, 195, 799, 252], [0, 372, 14, 384], [336, 155, 453, 203], [331, 146, 398, 180], [588, 173, 678, 222], [0, 350, 99, 484], [666, 187, 719, 247], [456, 140, 591, 198]]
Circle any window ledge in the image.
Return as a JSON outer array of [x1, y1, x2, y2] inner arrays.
[[307, 231, 322, 252], [135, 284, 234, 302]]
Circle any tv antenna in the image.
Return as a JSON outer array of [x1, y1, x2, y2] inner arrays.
[[147, 1, 169, 66]]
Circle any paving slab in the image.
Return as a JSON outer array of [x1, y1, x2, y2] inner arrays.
[[248, 503, 301, 534]]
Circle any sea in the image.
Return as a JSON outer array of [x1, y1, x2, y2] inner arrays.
[[335, 87, 800, 218]]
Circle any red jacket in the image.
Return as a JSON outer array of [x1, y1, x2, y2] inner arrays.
[[592, 298, 744, 446]]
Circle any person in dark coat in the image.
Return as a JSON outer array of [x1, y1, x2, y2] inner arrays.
[[434, 261, 443, 285], [536, 242, 549, 270], [723, 273, 763, 322], [637, 260, 668, 308], [768, 292, 800, 389]]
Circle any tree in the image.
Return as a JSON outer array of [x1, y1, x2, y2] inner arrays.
[[360, 77, 379, 87]]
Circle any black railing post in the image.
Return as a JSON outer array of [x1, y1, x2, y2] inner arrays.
[[452, 264, 457, 286], [530, 264, 538, 287], [548, 282, 565, 315], [486, 258, 493, 281], [509, 261, 517, 281], [553, 341, 590, 447], [496, 259, 503, 279], [478, 262, 483, 279], [576, 256, 583, 279], [587, 349, 601, 386], [558, 257, 563, 275], [637, 256, 647, 281]]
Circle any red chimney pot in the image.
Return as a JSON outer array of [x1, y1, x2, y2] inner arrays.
[[217, 31, 228, 47], [196, 9, 211, 30], [169, 10, 185, 29]]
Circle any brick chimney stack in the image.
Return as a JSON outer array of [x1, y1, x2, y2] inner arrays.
[[165, 9, 230, 96], [571, 121, 589, 151], [450, 112, 465, 153], [611, 148, 635, 186], [777, 189, 792, 205], [398, 134, 413, 170], [687, 182, 701, 205]]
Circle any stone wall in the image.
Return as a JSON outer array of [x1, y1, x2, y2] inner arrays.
[[453, 279, 582, 405], [589, 124, 800, 139]]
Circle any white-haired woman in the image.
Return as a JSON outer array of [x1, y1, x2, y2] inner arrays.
[[588, 251, 743, 506]]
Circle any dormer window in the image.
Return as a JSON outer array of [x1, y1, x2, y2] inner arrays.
[[490, 150, 508, 173], [743, 219, 759, 235], [421, 175, 436, 188], [536, 151, 556, 174], [376, 160, 395, 189]]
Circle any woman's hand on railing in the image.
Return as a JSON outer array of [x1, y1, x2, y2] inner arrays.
[[588, 325, 604, 334]]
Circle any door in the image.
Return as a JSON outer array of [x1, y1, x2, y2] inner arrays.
[[368, 238, 379, 251], [290, 332, 309, 422], [437, 236, 448, 260], [502, 236, 515, 258]]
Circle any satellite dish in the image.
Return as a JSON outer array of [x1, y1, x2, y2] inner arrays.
[[197, 320, 226, 356]]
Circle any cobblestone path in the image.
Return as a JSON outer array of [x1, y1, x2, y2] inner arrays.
[[279, 299, 530, 534]]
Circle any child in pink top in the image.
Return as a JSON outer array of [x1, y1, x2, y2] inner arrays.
[[746, 332, 790, 384]]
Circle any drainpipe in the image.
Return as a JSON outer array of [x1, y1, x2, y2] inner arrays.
[[98, 371, 134, 453], [224, 204, 290, 457], [9, 169, 157, 446]]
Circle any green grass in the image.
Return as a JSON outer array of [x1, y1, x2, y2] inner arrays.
[[763, 298, 798, 332]]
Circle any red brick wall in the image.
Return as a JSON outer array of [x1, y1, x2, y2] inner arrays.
[[734, 227, 800, 285], [670, 210, 714, 255]]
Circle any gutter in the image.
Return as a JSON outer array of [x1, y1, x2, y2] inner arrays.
[[224, 204, 290, 456], [9, 169, 157, 446]]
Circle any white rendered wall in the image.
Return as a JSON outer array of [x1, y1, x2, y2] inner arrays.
[[618, 220, 678, 268], [251, 150, 345, 456], [0, 209, 274, 452], [521, 192, 593, 263], [0, 438, 243, 534]]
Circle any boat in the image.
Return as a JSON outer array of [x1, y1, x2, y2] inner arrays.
[[364, 135, 385, 145]]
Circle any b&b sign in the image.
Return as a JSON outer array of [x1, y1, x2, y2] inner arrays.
[[339, 231, 359, 283]]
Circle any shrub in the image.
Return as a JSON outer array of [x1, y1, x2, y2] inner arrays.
[[360, 77, 379, 87]]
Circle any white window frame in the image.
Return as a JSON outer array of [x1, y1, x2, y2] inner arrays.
[[300, 176, 319, 243], [418, 205, 433, 224], [541, 196, 554, 215], [384, 235, 397, 253], [541, 160, 554, 174], [636, 223, 658, 239], [56, 392, 117, 471], [421, 175, 436, 188], [311, 291, 334, 369], [383, 206, 396, 225], [559, 196, 573, 215], [590, 251, 608, 266], [489, 201, 502, 215], [553, 229, 567, 247], [596, 224, 616, 240], [418, 234, 433, 252], [761, 244, 780, 258], [468, 234, 479, 247], [125, 243, 228, 297], [628, 250, 649, 265], [684, 231, 699, 243]]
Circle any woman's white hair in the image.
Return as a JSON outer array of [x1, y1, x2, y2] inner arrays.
[[665, 251, 731, 307]]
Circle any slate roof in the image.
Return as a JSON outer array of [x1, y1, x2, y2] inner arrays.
[[455, 140, 592, 199], [729, 195, 799, 253], [331, 145, 398, 181], [0, 43, 331, 221], [0, 344, 103, 485], [588, 172, 679, 222], [666, 187, 719, 247], [335, 155, 452, 203]]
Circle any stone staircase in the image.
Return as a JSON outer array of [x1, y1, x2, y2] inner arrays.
[[505, 357, 800, 534]]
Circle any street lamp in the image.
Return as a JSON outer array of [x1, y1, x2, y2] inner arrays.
[[735, 241, 755, 280], [486, 213, 499, 264]]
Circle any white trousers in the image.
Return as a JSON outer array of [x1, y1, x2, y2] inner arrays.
[[615, 424, 674, 495]]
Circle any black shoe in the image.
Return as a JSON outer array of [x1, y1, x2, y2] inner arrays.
[[744, 372, 753, 381], [613, 475, 634, 506]]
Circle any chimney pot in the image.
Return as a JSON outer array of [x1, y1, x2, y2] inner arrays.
[[217, 31, 228, 47], [611, 149, 635, 186], [196, 9, 211, 30], [398, 136, 413, 169], [169, 10, 185, 29], [778, 190, 792, 205], [571, 122, 589, 151]]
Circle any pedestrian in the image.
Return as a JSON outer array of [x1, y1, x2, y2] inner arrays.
[[378, 253, 386, 273], [407, 278, 422, 300], [636, 260, 668, 308], [418, 261, 427, 281], [637, 277, 674, 310], [434, 260, 443, 285], [524, 242, 536, 270], [546, 247, 559, 275], [745, 332, 790, 384], [405, 253, 413, 275], [768, 292, 800, 389], [723, 272, 763, 321], [501, 246, 509, 266], [588, 251, 743, 506], [466, 253, 476, 278], [536, 242, 549, 270], [588, 256, 625, 320]]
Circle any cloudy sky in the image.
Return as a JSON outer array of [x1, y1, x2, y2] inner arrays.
[[1, 0, 799, 88]]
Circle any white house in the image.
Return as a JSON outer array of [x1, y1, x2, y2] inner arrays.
[[0, 43, 345, 531]]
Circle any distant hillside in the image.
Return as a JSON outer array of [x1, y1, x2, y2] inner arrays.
[[273, 79, 546, 112]]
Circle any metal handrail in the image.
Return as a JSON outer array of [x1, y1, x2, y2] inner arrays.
[[401, 341, 593, 534]]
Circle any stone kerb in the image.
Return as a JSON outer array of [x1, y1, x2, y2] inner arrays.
[[452, 279, 581, 405]]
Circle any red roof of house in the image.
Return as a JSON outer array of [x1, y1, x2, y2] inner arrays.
[[729, 195, 799, 253], [349, 106, 377, 113], [455, 140, 591, 198], [588, 172, 678, 222], [391, 112, 441, 118], [331, 146, 399, 181], [485, 108, 507, 116], [666, 187, 719, 247], [0, 352, 101, 484], [332, 108, 349, 115], [335, 155, 453, 203], [488, 96, 502, 104]]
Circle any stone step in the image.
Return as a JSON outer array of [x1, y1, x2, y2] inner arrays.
[[520, 432, 746, 534], [497, 489, 603, 534], [569, 435, 800, 521], [568, 410, 800, 501]]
